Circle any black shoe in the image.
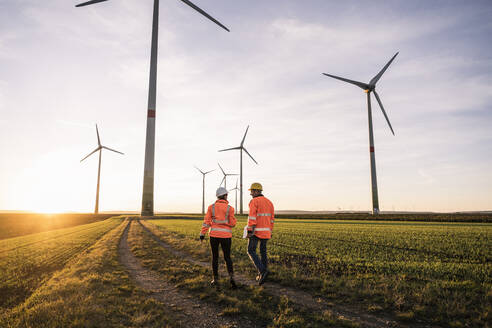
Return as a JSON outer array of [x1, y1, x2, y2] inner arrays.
[[258, 270, 269, 285], [230, 279, 238, 290]]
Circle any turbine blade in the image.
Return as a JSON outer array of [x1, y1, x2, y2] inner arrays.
[[194, 165, 205, 174], [102, 146, 124, 155], [243, 147, 258, 164], [75, 0, 109, 7], [218, 146, 241, 152], [369, 52, 399, 86], [220, 176, 225, 186], [204, 169, 215, 175], [240, 125, 250, 147], [179, 0, 230, 32], [217, 163, 226, 175], [322, 73, 369, 90], [80, 147, 100, 162], [373, 91, 395, 136], [226, 173, 238, 176], [95, 124, 101, 146]]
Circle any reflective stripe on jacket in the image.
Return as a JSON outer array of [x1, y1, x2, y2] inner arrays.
[[248, 195, 274, 239], [201, 199, 236, 238]]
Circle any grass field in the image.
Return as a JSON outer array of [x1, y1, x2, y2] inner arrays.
[[146, 216, 492, 327], [0, 213, 115, 239], [0, 217, 123, 309], [1, 218, 177, 328], [1, 212, 490, 327], [150, 212, 492, 223], [274, 212, 492, 223], [130, 219, 352, 327]]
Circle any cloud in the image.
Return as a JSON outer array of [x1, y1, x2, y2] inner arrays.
[[1, 1, 492, 212]]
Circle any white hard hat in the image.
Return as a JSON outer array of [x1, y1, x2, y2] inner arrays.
[[216, 187, 228, 197]]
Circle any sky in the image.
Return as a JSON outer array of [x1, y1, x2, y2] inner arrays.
[[0, 0, 491, 213]]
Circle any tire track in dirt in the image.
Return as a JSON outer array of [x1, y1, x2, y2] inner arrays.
[[118, 219, 258, 328], [138, 219, 440, 328]]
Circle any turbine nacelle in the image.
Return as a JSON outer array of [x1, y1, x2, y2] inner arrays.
[[194, 165, 214, 176], [217, 163, 237, 188], [80, 124, 124, 162], [218, 125, 258, 164], [322, 52, 398, 136]]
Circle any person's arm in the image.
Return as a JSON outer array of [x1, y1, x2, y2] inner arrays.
[[229, 207, 237, 228], [200, 206, 212, 240], [247, 199, 257, 236]]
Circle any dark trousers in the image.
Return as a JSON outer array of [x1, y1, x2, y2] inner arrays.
[[247, 236, 268, 274], [210, 237, 233, 277]]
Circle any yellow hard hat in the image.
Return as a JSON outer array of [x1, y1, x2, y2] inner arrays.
[[249, 182, 263, 191]]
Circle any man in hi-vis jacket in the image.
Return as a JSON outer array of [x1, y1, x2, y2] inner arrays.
[[246, 182, 274, 285], [200, 187, 237, 289]]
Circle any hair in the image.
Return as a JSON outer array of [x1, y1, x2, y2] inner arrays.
[[218, 194, 227, 200]]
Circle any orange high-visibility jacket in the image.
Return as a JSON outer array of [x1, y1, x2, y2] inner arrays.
[[247, 195, 274, 239], [200, 199, 237, 238]]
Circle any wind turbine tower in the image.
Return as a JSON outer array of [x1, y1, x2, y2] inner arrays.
[[75, 0, 230, 216], [230, 178, 239, 214], [322, 52, 398, 215], [80, 124, 124, 214], [194, 166, 215, 215], [217, 163, 237, 189], [219, 126, 258, 214]]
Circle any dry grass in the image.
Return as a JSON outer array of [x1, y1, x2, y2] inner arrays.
[[0, 219, 177, 328]]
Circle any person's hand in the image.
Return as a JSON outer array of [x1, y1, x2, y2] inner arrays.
[[246, 230, 253, 238], [200, 235, 204, 242]]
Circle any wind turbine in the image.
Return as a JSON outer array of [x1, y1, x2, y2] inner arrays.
[[75, 0, 229, 217], [218, 126, 258, 214], [80, 124, 124, 214], [322, 52, 398, 215], [229, 178, 239, 215], [194, 166, 215, 215], [217, 163, 237, 189]]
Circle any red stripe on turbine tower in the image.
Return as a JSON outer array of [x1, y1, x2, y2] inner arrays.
[[370, 146, 375, 153], [148, 110, 156, 118]]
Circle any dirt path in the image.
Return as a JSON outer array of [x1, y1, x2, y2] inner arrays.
[[138, 219, 440, 328], [118, 219, 258, 328]]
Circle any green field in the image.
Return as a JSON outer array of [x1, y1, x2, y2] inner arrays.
[[146, 216, 492, 327], [0, 217, 123, 309], [1, 213, 490, 327], [274, 212, 492, 223], [130, 219, 351, 327]]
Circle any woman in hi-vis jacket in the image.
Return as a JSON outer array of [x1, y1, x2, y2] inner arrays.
[[200, 187, 237, 289]]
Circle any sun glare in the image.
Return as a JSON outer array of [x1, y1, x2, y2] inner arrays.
[[33, 208, 67, 215], [13, 151, 92, 214]]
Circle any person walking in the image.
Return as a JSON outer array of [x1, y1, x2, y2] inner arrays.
[[246, 182, 274, 285], [200, 187, 237, 289]]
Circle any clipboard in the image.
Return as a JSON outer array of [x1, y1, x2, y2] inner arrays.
[[242, 225, 248, 239]]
